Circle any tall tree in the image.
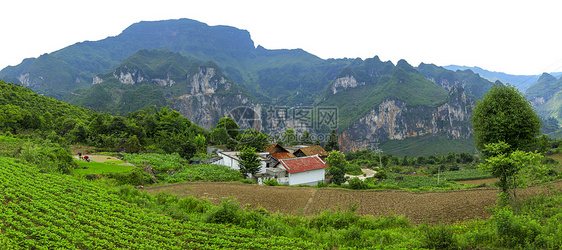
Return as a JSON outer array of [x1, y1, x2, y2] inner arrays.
[[216, 117, 241, 140], [325, 151, 349, 185], [324, 130, 340, 151], [472, 83, 541, 154], [236, 129, 269, 151], [238, 146, 261, 178], [472, 83, 542, 207]]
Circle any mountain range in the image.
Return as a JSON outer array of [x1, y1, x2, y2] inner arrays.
[[1, 18, 558, 156]]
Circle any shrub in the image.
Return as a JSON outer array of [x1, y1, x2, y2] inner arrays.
[[374, 170, 387, 180], [111, 168, 155, 186], [263, 178, 280, 186], [345, 163, 363, 175], [494, 207, 542, 248], [349, 177, 367, 190], [421, 223, 458, 249], [205, 198, 241, 224], [309, 203, 360, 230]]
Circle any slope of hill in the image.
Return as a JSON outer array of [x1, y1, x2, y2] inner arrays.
[[0, 18, 499, 155]]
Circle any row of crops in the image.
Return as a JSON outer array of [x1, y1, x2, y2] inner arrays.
[[0, 157, 321, 249]]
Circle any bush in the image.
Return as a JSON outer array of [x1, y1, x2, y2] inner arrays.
[[20, 140, 75, 174], [345, 163, 363, 175], [263, 178, 280, 186], [494, 207, 542, 248], [111, 168, 155, 186], [205, 198, 241, 224], [309, 203, 360, 230], [349, 177, 367, 190], [421, 223, 458, 249], [374, 170, 387, 180]]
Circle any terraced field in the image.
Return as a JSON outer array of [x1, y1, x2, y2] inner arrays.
[[0, 157, 320, 249], [144, 180, 562, 224]]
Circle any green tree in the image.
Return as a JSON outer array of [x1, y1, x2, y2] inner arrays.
[[300, 130, 313, 145], [238, 146, 261, 178], [326, 151, 349, 185], [236, 129, 269, 151], [472, 83, 541, 154], [216, 117, 241, 140], [0, 104, 23, 131], [324, 130, 340, 151], [481, 141, 544, 208]]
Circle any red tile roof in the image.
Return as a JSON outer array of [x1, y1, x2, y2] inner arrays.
[[279, 155, 328, 174], [271, 152, 295, 160]]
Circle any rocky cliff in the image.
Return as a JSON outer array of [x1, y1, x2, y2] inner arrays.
[[340, 85, 474, 152], [171, 66, 260, 130]]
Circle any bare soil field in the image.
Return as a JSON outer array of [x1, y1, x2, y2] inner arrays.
[[144, 180, 562, 224]]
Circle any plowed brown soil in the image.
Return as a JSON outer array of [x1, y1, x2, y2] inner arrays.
[[143, 180, 562, 224]]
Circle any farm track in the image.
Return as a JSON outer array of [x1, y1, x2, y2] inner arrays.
[[143, 180, 562, 224]]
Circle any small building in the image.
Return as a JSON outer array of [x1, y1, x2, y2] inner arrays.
[[265, 143, 295, 168], [276, 155, 329, 186], [293, 145, 328, 160], [215, 151, 269, 175]]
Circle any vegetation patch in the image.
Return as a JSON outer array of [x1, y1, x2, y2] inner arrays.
[[72, 159, 135, 175]]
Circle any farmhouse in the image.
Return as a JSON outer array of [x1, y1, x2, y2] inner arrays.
[[209, 144, 330, 186], [265, 143, 295, 167], [214, 151, 269, 175], [275, 155, 329, 186], [293, 145, 328, 160]]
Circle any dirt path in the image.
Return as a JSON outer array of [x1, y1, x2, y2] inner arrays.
[[344, 168, 376, 183], [143, 180, 562, 224]]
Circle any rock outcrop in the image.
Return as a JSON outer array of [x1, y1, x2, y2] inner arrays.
[[172, 66, 259, 130], [340, 85, 475, 152], [331, 76, 365, 94]]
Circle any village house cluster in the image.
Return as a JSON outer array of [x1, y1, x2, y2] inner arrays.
[[206, 144, 329, 185]]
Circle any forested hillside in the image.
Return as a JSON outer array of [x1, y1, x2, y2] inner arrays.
[[0, 18, 512, 155], [0, 80, 206, 159]]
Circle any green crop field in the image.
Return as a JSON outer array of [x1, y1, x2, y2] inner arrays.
[[0, 157, 320, 249], [71, 159, 136, 175]]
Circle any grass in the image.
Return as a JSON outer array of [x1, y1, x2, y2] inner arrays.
[[438, 168, 494, 181], [71, 159, 135, 175], [380, 134, 476, 157]]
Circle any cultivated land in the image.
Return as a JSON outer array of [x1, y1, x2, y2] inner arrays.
[[144, 180, 562, 224]]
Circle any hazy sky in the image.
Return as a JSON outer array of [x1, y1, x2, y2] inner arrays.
[[2, 0, 562, 75]]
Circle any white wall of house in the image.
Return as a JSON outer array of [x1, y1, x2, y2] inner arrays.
[[288, 168, 326, 186], [217, 152, 240, 170], [216, 151, 268, 174]]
